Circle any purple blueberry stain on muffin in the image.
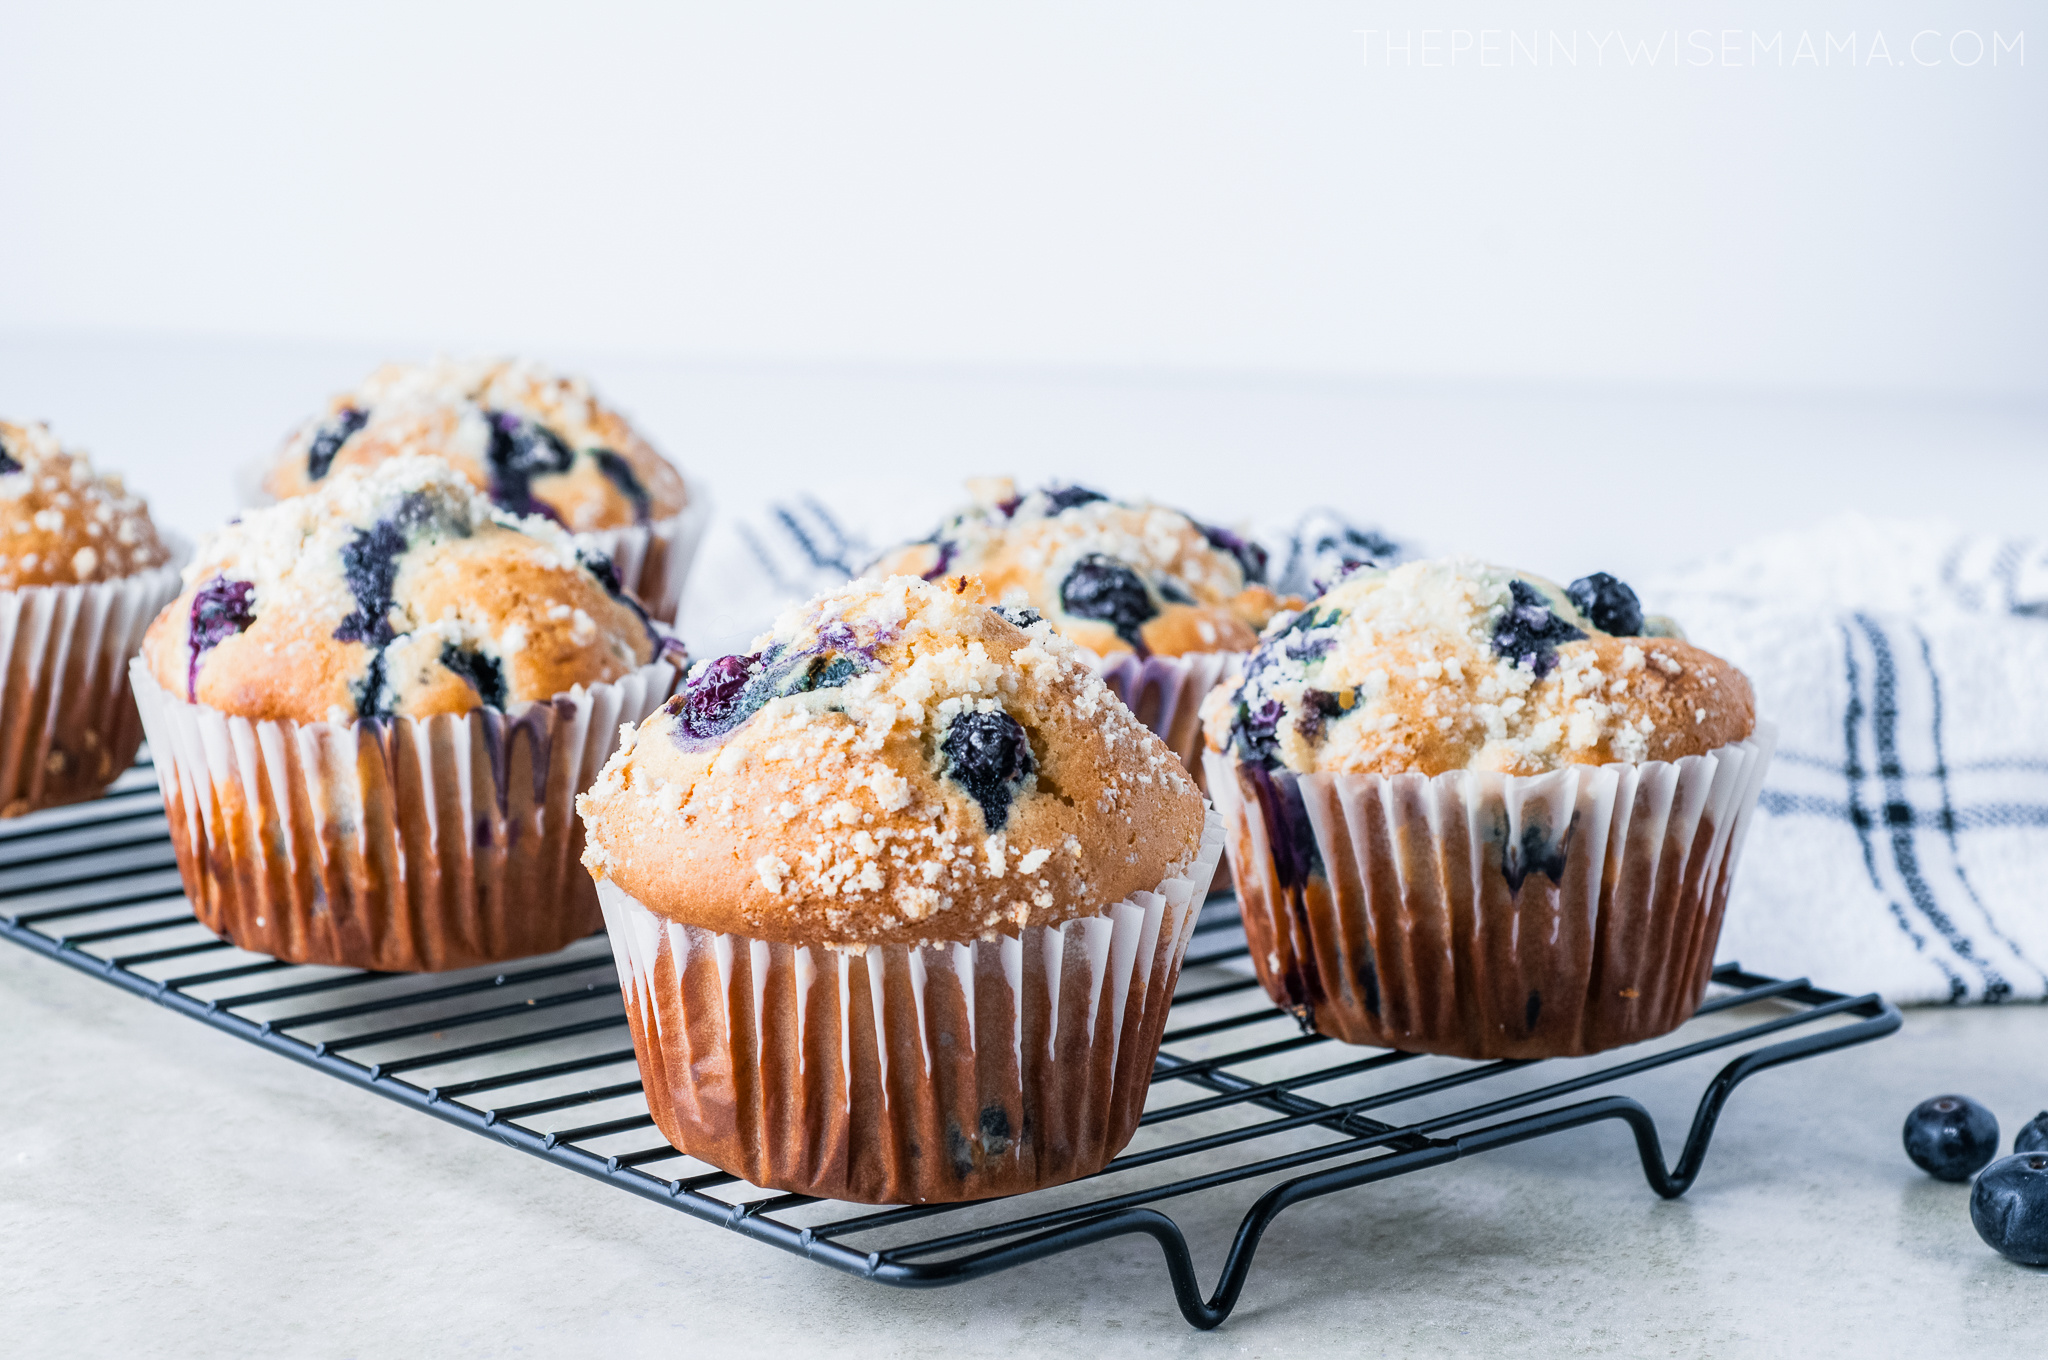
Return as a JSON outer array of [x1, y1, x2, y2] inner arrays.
[[940, 708, 1035, 831], [1040, 485, 1107, 515], [0, 439, 19, 476], [186, 575, 257, 699], [589, 448, 652, 524], [440, 644, 509, 710], [484, 410, 575, 520], [1058, 554, 1157, 653], [919, 539, 958, 582], [304, 407, 369, 481], [1198, 522, 1270, 585], [1490, 580, 1585, 679], [666, 653, 766, 749], [577, 546, 665, 652]]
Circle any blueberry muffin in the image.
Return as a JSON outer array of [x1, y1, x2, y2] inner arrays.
[[578, 574, 1223, 1203], [132, 456, 684, 971], [868, 478, 1295, 659], [1200, 559, 1773, 1060], [259, 357, 704, 620], [0, 421, 182, 815], [1204, 560, 1752, 777]]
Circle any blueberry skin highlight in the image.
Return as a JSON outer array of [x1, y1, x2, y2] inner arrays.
[[1903, 1094, 2000, 1182], [1971, 1152, 2048, 1266], [2015, 1112, 2048, 1155], [940, 709, 1035, 832], [1058, 554, 1157, 651], [1566, 572, 1645, 637]]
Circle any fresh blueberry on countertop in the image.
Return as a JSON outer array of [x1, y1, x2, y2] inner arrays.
[[589, 448, 652, 524], [2015, 1112, 2048, 1155], [1566, 572, 1645, 638], [1903, 1094, 2001, 1182], [186, 575, 257, 699], [1971, 1152, 2048, 1266], [940, 708, 1035, 831], [484, 410, 576, 518], [1040, 485, 1108, 515], [440, 643, 508, 710], [1058, 554, 1157, 651], [993, 605, 1043, 629], [1199, 522, 1270, 585], [1491, 580, 1585, 679], [305, 407, 369, 481]]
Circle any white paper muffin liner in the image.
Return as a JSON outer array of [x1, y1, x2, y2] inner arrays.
[[575, 495, 713, 626], [1204, 723, 1775, 1060], [132, 655, 680, 972], [1096, 650, 1242, 892], [597, 807, 1226, 1204], [0, 560, 184, 817]]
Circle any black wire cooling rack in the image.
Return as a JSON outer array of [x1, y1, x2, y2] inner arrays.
[[2, 759, 1901, 1330]]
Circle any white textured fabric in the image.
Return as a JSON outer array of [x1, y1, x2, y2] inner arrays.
[[1645, 515, 2048, 1005]]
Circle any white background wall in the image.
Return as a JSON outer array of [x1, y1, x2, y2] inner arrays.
[[0, 0, 2042, 640], [2, 0, 2041, 394]]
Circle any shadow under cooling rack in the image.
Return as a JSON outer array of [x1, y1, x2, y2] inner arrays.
[[0, 760, 1902, 1330]]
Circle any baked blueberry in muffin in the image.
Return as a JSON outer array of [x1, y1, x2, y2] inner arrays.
[[147, 454, 675, 722], [867, 478, 1297, 659], [262, 357, 689, 534]]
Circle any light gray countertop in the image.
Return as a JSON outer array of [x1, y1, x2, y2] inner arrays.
[[4, 936, 2042, 1359]]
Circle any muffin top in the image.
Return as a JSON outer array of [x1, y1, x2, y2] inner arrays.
[[144, 455, 676, 722], [578, 574, 1207, 947], [1201, 559, 1755, 776], [0, 420, 173, 589], [261, 357, 688, 532], [867, 478, 1298, 659]]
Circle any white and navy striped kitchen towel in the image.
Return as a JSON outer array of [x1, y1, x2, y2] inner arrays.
[[1648, 516, 2048, 1004]]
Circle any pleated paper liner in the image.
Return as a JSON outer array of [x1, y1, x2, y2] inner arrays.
[[575, 495, 712, 626], [132, 656, 681, 973], [599, 808, 1226, 1204], [1095, 650, 1241, 893], [0, 560, 184, 817], [1203, 723, 1775, 1060]]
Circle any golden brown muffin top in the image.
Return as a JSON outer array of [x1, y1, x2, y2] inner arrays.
[[0, 420, 172, 589], [144, 455, 677, 722], [867, 478, 1298, 659], [261, 357, 688, 531], [578, 574, 1207, 947], [1200, 559, 1755, 776]]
